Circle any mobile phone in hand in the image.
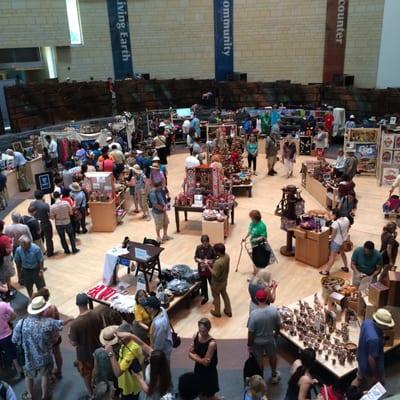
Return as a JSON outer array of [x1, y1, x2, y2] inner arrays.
[[130, 359, 142, 374]]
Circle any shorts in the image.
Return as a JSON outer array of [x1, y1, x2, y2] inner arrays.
[[253, 339, 277, 367], [22, 268, 45, 292], [0, 334, 17, 360], [330, 241, 342, 253], [24, 362, 53, 379], [75, 359, 94, 379], [152, 211, 169, 230]]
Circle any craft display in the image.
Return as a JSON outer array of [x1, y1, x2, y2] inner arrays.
[[344, 127, 380, 175], [278, 293, 358, 367], [377, 125, 400, 185], [175, 166, 235, 209]]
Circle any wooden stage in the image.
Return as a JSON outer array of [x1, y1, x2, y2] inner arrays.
[[4, 143, 391, 340]]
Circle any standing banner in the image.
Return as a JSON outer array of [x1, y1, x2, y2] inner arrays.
[[214, 0, 234, 81], [106, 0, 133, 80], [323, 0, 349, 84]]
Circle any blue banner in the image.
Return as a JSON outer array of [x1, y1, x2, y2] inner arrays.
[[106, 0, 133, 80], [214, 0, 234, 81]]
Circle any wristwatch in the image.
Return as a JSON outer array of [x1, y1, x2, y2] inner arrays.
[[107, 351, 114, 358]]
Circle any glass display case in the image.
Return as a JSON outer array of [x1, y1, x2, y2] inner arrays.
[[85, 172, 115, 202]]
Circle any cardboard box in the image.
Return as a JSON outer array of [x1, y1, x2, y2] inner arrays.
[[368, 282, 389, 307], [388, 271, 400, 306], [202, 219, 225, 244]]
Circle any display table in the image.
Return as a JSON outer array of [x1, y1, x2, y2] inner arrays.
[[4, 169, 18, 199], [26, 156, 45, 184], [293, 227, 330, 268], [279, 294, 400, 379], [231, 183, 253, 197], [174, 204, 235, 233], [87, 278, 201, 316], [119, 241, 164, 292], [305, 175, 338, 210]]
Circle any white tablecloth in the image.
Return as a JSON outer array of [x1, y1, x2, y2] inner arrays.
[[102, 246, 130, 285]]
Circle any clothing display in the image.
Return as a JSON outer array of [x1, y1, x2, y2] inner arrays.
[[87, 284, 117, 301]]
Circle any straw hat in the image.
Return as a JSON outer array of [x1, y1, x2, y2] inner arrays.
[[248, 375, 267, 397], [373, 309, 395, 328], [28, 296, 51, 315], [99, 325, 119, 346], [132, 164, 142, 174], [70, 182, 81, 192]]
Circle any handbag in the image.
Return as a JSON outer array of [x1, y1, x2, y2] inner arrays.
[[16, 319, 25, 367], [243, 353, 262, 383], [170, 322, 181, 348], [337, 221, 353, 252]]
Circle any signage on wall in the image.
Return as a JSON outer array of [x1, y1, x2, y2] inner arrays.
[[214, 0, 234, 81], [322, 0, 349, 84], [106, 0, 134, 80]]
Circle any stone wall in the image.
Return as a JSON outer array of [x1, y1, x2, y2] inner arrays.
[[0, 0, 69, 48]]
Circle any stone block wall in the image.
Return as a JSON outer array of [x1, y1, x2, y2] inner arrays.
[[0, 0, 69, 48]]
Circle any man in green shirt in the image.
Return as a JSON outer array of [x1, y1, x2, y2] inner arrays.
[[206, 243, 232, 318], [350, 241, 383, 286]]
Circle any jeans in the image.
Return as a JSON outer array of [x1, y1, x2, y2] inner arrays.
[[41, 221, 54, 256], [56, 223, 77, 253], [200, 275, 211, 300], [248, 154, 257, 172]]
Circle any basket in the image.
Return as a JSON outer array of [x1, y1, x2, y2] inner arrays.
[[321, 276, 345, 300]]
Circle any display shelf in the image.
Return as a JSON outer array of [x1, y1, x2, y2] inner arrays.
[[377, 125, 400, 186]]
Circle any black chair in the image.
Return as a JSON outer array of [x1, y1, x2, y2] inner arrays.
[[143, 237, 160, 247]]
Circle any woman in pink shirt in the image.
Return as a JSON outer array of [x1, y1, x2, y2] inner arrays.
[[0, 301, 22, 378]]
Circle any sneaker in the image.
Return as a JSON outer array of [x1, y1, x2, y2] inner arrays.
[[162, 235, 173, 241], [341, 266, 349, 272], [72, 249, 80, 254], [271, 371, 281, 384]]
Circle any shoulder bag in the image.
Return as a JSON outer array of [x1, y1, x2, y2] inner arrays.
[[170, 322, 181, 348], [337, 220, 353, 253]]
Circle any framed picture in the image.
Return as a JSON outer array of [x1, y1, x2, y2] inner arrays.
[[382, 167, 399, 186], [12, 142, 23, 153], [393, 151, 400, 165], [382, 134, 395, 150], [355, 143, 377, 159], [394, 135, 400, 149], [381, 150, 393, 164]]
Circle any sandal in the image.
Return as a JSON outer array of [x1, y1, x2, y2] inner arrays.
[[341, 266, 349, 272], [22, 392, 33, 400], [319, 270, 329, 276]]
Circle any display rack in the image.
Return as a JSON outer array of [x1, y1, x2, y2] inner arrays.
[[377, 125, 400, 186], [86, 172, 129, 232], [343, 127, 381, 175]]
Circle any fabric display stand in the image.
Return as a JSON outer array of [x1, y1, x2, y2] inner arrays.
[[88, 248, 202, 316], [377, 124, 400, 186], [40, 129, 109, 166], [343, 127, 381, 175]]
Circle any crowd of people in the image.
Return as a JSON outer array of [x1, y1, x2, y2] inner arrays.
[[0, 114, 398, 400]]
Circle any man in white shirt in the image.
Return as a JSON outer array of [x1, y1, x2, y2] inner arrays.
[[6, 149, 29, 192], [320, 209, 350, 275], [344, 115, 356, 129], [44, 135, 58, 170]]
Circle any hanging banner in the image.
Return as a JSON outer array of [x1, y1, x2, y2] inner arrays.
[[106, 0, 133, 80], [323, 0, 349, 84], [214, 0, 234, 81]]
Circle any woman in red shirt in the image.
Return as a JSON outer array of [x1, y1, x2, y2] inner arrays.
[[0, 220, 15, 295]]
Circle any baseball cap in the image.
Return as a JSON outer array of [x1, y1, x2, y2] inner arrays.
[[76, 293, 89, 306], [255, 289, 267, 301], [143, 296, 161, 310]]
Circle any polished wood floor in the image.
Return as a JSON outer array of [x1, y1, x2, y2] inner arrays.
[[5, 143, 390, 339]]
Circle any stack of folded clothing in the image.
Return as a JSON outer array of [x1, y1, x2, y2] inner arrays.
[[109, 294, 136, 313], [166, 278, 192, 295], [87, 285, 117, 301]]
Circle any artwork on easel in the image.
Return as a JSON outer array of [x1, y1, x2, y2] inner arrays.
[[393, 151, 400, 165], [381, 150, 393, 164], [382, 134, 395, 150], [382, 167, 399, 186]]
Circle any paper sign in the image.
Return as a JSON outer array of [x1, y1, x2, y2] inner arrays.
[[360, 382, 386, 400], [135, 248, 149, 261]]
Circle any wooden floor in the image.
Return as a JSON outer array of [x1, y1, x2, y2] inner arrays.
[[5, 143, 390, 339]]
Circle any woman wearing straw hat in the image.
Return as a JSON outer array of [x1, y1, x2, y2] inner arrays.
[[356, 308, 395, 389], [92, 325, 119, 390]]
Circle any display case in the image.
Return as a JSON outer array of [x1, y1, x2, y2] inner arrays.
[[86, 172, 129, 232]]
